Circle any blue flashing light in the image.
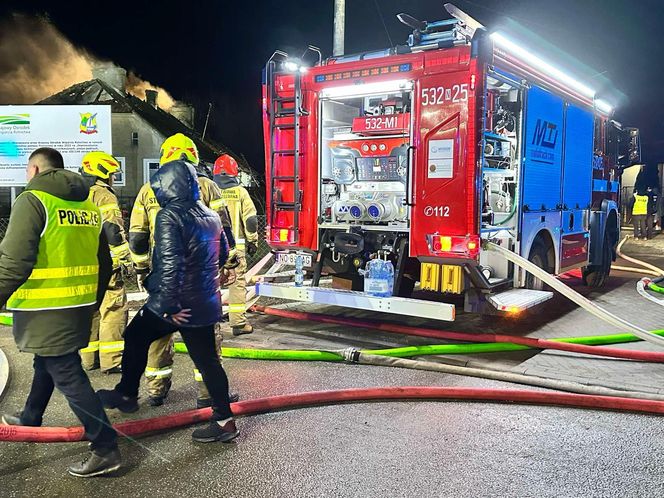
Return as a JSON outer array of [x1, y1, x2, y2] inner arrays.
[[349, 205, 362, 218], [399, 63, 412, 72], [367, 205, 381, 218], [315, 75, 326, 83]]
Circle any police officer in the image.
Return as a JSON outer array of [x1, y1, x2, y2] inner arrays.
[[129, 133, 237, 407], [213, 154, 258, 336], [633, 188, 651, 240], [79, 152, 129, 374], [0, 147, 119, 477]]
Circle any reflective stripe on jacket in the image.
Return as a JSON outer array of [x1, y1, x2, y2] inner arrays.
[[7, 190, 101, 310]]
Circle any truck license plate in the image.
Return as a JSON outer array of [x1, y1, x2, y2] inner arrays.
[[275, 252, 313, 267]]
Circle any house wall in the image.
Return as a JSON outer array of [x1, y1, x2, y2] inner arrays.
[[111, 112, 165, 211]]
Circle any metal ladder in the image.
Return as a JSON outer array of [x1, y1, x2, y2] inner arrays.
[[267, 61, 306, 243]]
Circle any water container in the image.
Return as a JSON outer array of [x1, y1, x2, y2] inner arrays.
[[364, 257, 394, 297], [294, 255, 304, 287]]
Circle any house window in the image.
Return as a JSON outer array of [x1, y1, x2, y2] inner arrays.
[[114, 157, 126, 187], [143, 159, 160, 183], [131, 132, 139, 146]]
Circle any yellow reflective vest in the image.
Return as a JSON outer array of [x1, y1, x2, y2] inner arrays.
[[7, 190, 102, 310], [632, 194, 649, 216]]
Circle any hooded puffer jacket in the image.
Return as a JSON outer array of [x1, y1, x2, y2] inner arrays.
[[145, 160, 230, 327]]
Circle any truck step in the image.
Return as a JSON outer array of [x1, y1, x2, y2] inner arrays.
[[256, 282, 456, 321], [488, 288, 553, 312]]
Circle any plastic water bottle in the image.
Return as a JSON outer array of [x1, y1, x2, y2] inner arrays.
[[364, 255, 394, 298], [294, 255, 304, 287]]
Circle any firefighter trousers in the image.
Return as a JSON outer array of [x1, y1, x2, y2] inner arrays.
[[145, 329, 226, 400], [81, 274, 128, 372], [228, 252, 248, 328]]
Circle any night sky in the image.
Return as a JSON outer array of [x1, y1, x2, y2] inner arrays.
[[1, 0, 663, 169]]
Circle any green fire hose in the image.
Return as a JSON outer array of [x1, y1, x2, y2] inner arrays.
[[173, 327, 664, 360]]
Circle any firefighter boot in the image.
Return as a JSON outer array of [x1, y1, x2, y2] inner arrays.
[[145, 334, 174, 406], [231, 323, 253, 336], [68, 448, 122, 478]]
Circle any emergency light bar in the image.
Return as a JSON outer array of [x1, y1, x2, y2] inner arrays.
[[594, 98, 613, 114], [490, 32, 596, 99], [319, 79, 413, 99]]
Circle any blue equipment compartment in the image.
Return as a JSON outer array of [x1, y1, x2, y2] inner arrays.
[[522, 86, 564, 211], [562, 105, 593, 209]]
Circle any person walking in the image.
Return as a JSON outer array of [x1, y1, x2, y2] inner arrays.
[[128, 133, 237, 407], [0, 147, 120, 477], [213, 154, 258, 336], [79, 151, 129, 374], [98, 159, 239, 443]]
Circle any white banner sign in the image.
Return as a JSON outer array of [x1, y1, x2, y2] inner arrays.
[[0, 105, 112, 186]]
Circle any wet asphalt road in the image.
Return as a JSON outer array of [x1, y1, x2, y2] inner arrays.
[[1, 335, 664, 497]]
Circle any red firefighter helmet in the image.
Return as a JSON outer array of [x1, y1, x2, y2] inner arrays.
[[213, 154, 239, 177]]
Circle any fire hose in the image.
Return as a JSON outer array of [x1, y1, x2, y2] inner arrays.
[[487, 241, 664, 347], [4, 386, 664, 443], [250, 305, 664, 362]]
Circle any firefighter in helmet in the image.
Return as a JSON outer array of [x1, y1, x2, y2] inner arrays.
[[213, 154, 258, 336], [79, 151, 129, 374], [129, 133, 238, 408]]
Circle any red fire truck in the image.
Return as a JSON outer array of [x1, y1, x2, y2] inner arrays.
[[259, 4, 640, 320]]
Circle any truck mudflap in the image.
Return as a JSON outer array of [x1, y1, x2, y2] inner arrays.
[[256, 282, 456, 321]]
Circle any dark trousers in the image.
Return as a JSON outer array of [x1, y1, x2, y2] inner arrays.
[[21, 352, 117, 450], [116, 306, 233, 420], [633, 214, 653, 239]]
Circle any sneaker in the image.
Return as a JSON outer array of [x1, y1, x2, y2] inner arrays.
[[232, 324, 253, 336], [68, 448, 122, 478], [102, 366, 122, 375], [1, 413, 22, 425], [196, 392, 239, 409], [191, 419, 239, 443], [97, 389, 139, 413]]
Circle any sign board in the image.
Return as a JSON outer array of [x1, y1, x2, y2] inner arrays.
[[0, 105, 112, 186], [427, 139, 454, 178]]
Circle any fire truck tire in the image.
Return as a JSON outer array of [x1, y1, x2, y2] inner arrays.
[[525, 241, 551, 291], [583, 233, 611, 288]]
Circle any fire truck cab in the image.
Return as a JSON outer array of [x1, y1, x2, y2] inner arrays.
[[259, 4, 640, 320]]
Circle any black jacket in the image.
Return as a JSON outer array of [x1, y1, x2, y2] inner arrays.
[[145, 160, 229, 327], [0, 169, 112, 356]]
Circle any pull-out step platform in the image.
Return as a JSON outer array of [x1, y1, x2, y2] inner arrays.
[[488, 288, 553, 312], [256, 283, 456, 321]]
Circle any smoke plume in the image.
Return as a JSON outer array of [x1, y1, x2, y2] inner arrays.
[[0, 13, 176, 110]]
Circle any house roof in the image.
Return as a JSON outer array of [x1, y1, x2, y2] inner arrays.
[[37, 79, 254, 174]]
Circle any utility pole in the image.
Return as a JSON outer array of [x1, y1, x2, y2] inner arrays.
[[333, 0, 345, 56]]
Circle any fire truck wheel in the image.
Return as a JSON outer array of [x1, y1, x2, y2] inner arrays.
[[525, 241, 551, 291], [582, 233, 611, 288]]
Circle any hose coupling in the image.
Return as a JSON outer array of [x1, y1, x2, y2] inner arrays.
[[342, 348, 361, 363]]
